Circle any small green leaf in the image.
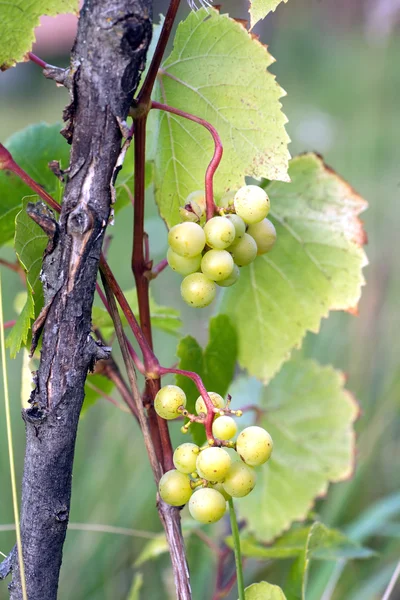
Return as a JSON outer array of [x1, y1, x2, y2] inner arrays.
[[242, 581, 287, 599], [134, 534, 169, 568], [82, 374, 115, 415], [6, 294, 34, 358], [248, 0, 289, 29], [126, 572, 143, 600], [237, 358, 359, 542], [222, 154, 368, 382], [155, 7, 290, 228], [0, 0, 78, 70], [176, 336, 205, 445]]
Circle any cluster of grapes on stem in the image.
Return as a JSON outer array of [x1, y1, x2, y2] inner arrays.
[[167, 185, 277, 308], [154, 384, 273, 524]]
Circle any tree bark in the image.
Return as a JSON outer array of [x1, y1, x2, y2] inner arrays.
[[1, 1, 152, 598]]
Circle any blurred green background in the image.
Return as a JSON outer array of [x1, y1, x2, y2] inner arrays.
[[1, 0, 399, 598]]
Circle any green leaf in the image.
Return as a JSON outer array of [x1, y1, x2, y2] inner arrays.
[[155, 7, 290, 228], [6, 294, 34, 358], [82, 374, 115, 415], [0, 124, 67, 245], [126, 572, 143, 600], [134, 534, 169, 568], [0, 0, 78, 70], [222, 154, 368, 382], [243, 581, 287, 599], [176, 315, 237, 445], [236, 358, 359, 542], [248, 0, 289, 29]]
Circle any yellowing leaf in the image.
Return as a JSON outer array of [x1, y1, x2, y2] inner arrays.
[[249, 0, 289, 29], [243, 581, 287, 599]]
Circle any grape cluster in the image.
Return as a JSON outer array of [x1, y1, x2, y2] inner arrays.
[[167, 185, 277, 308], [154, 385, 273, 524]]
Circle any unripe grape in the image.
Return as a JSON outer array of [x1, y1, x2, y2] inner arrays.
[[186, 190, 206, 219], [203, 216, 235, 250], [218, 190, 236, 209], [236, 426, 273, 466], [230, 233, 257, 266], [181, 273, 216, 308], [201, 249, 234, 282], [159, 469, 193, 506], [225, 214, 246, 242], [167, 248, 201, 276], [196, 447, 232, 482], [217, 264, 240, 288], [234, 185, 270, 224], [189, 487, 226, 523], [154, 385, 186, 420], [195, 391, 225, 415], [247, 219, 277, 255], [222, 462, 256, 498], [173, 443, 200, 474], [212, 416, 238, 440], [212, 482, 232, 501], [168, 222, 206, 257]]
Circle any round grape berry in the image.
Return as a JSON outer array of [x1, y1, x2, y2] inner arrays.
[[189, 488, 226, 523], [181, 273, 216, 308], [167, 248, 201, 276], [159, 470, 193, 506], [212, 416, 238, 440], [246, 219, 277, 255], [154, 385, 186, 420], [217, 264, 240, 288], [195, 392, 225, 415], [225, 214, 246, 241], [203, 216, 236, 250], [168, 222, 206, 257], [236, 426, 273, 466], [230, 233, 257, 266], [173, 443, 200, 474], [185, 190, 206, 219], [234, 185, 270, 224], [218, 190, 236, 209], [201, 250, 234, 282], [196, 447, 232, 482], [222, 461, 256, 498]]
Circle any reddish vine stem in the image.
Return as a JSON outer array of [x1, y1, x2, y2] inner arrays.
[[27, 52, 48, 69], [151, 100, 222, 220], [147, 258, 168, 280]]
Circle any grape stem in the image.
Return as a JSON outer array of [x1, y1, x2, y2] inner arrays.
[[27, 52, 48, 69], [228, 498, 246, 600]]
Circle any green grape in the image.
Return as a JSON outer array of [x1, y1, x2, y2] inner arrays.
[[234, 185, 270, 224], [167, 248, 201, 276], [159, 469, 193, 506], [185, 190, 206, 220], [203, 216, 236, 249], [181, 273, 216, 308], [196, 447, 232, 482], [154, 385, 186, 420], [218, 190, 236, 209], [195, 391, 225, 415], [188, 488, 227, 523], [230, 233, 257, 266], [201, 250, 234, 282], [236, 426, 273, 466], [217, 264, 240, 288], [222, 461, 256, 498], [168, 222, 206, 257], [212, 482, 231, 501], [173, 443, 200, 474], [212, 416, 238, 440], [247, 219, 277, 255], [225, 214, 246, 241]]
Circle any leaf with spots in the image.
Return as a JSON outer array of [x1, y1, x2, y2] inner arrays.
[[248, 0, 289, 30]]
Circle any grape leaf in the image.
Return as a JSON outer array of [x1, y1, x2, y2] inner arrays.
[[236, 358, 359, 542], [222, 153, 368, 382], [176, 314, 237, 445], [83, 374, 115, 415], [6, 294, 35, 359], [243, 582, 287, 600], [0, 0, 78, 70], [154, 7, 290, 228], [248, 0, 289, 29]]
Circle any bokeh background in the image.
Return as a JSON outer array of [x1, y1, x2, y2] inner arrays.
[[1, 0, 399, 598]]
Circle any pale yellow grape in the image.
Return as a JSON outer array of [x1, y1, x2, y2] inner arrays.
[[222, 462, 256, 498], [195, 391, 225, 415], [154, 385, 186, 420], [217, 264, 240, 288], [186, 190, 206, 219], [234, 185, 270, 224], [212, 482, 231, 501], [236, 426, 273, 466], [247, 219, 277, 255], [196, 447, 232, 482], [181, 273, 216, 308], [212, 416, 238, 440], [201, 250, 234, 282], [203, 216, 235, 249], [218, 190, 236, 209], [159, 469, 193, 506], [225, 214, 246, 241], [167, 248, 201, 276], [173, 443, 200, 474], [168, 222, 206, 257], [230, 233, 257, 266], [189, 488, 226, 524]]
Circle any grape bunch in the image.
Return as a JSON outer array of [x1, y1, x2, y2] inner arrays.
[[167, 185, 277, 308], [154, 384, 273, 524]]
